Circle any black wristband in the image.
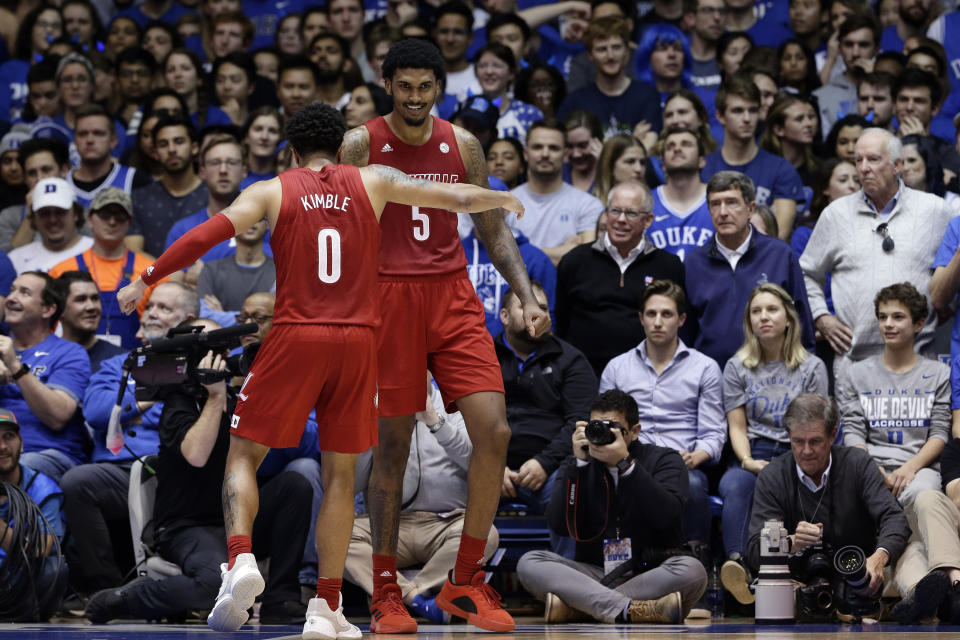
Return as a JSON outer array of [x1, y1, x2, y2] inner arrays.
[[11, 363, 29, 381]]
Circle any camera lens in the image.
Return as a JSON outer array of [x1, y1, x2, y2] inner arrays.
[[834, 545, 868, 587], [585, 420, 617, 446]]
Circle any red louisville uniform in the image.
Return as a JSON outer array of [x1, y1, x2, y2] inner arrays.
[[232, 165, 381, 453], [365, 116, 503, 415]]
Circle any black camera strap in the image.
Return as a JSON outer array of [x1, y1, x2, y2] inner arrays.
[[792, 458, 835, 548]]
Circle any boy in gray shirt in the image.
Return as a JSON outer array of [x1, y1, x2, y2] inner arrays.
[[838, 283, 951, 513]]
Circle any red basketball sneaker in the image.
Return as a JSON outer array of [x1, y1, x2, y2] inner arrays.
[[370, 584, 417, 633], [436, 571, 515, 632]]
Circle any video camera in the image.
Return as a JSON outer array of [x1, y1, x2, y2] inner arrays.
[[125, 323, 260, 400]]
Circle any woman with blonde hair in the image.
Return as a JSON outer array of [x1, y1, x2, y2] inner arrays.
[[593, 134, 648, 205], [717, 283, 827, 604]]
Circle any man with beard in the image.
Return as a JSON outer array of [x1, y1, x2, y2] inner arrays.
[[556, 16, 661, 140], [338, 38, 549, 633], [648, 129, 713, 261], [555, 181, 684, 375], [495, 282, 596, 554], [881, 0, 938, 53], [53, 271, 124, 372], [308, 33, 352, 108], [686, 0, 724, 96], [276, 56, 320, 117], [60, 282, 197, 607], [51, 188, 162, 350], [163, 135, 250, 279], [599, 279, 724, 555], [513, 120, 604, 265], [67, 105, 148, 210], [131, 115, 208, 257], [0, 408, 69, 621]]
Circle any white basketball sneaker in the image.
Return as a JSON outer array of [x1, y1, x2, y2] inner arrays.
[[303, 594, 362, 640], [207, 553, 265, 631]]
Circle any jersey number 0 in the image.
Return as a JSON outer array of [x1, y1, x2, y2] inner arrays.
[[317, 229, 341, 283]]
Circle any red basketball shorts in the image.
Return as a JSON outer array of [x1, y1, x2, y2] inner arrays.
[[231, 323, 378, 453], [376, 272, 504, 417]]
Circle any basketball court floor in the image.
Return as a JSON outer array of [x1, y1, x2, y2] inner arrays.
[[3, 619, 960, 640]]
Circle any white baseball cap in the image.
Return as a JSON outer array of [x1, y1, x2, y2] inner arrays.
[[33, 177, 76, 211]]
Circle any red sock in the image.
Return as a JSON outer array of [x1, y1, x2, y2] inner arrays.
[[453, 534, 486, 585], [227, 535, 252, 569], [317, 577, 342, 610], [372, 554, 397, 599]]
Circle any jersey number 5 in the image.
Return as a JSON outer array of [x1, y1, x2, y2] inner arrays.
[[412, 206, 430, 241], [318, 229, 341, 283]]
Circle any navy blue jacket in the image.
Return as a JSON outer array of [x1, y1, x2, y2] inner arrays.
[[684, 228, 815, 367]]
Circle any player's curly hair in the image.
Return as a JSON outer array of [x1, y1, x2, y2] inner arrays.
[[382, 38, 446, 87], [284, 102, 347, 158]]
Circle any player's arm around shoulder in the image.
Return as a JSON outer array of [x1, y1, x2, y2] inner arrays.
[[360, 164, 524, 219], [338, 125, 370, 167]]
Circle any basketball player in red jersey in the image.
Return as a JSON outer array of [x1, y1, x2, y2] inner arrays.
[[338, 39, 550, 633], [117, 102, 525, 640]]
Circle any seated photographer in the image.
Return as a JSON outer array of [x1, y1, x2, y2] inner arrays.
[[516, 390, 707, 624], [0, 408, 69, 621], [889, 437, 960, 625], [599, 279, 725, 555], [0, 271, 92, 484], [344, 378, 498, 627], [62, 281, 198, 604], [84, 318, 312, 624], [746, 394, 910, 619]]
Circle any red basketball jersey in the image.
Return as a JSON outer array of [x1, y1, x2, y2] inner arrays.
[[272, 165, 381, 326], [365, 116, 468, 276]]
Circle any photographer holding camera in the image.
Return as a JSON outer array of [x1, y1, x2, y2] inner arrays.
[[517, 389, 707, 624], [746, 394, 910, 620], [85, 318, 312, 624]]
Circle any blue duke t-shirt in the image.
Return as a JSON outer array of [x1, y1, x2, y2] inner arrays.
[[0, 334, 91, 463]]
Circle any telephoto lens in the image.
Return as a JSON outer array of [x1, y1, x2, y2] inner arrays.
[[755, 520, 795, 624]]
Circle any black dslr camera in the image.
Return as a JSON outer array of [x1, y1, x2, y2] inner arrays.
[[793, 544, 879, 623], [584, 419, 626, 446], [126, 323, 260, 400]]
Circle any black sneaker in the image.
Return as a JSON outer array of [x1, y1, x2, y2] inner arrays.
[[937, 580, 960, 623], [892, 569, 950, 625], [85, 588, 132, 624], [259, 599, 308, 625]]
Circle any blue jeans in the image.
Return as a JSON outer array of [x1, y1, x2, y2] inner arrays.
[[684, 468, 711, 544], [718, 438, 789, 558], [508, 469, 575, 559]]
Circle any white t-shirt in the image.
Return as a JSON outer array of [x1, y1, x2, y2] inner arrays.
[[10, 237, 94, 274], [509, 183, 604, 250]]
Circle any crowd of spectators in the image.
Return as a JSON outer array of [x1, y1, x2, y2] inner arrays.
[[7, 0, 960, 627]]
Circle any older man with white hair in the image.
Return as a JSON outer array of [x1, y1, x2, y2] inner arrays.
[[800, 127, 954, 378]]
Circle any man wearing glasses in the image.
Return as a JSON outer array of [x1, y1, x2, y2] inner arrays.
[[555, 180, 684, 375], [801, 127, 951, 380], [685, 170, 814, 368]]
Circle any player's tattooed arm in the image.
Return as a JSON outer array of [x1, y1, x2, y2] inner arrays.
[[455, 128, 538, 304], [338, 126, 370, 167]]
